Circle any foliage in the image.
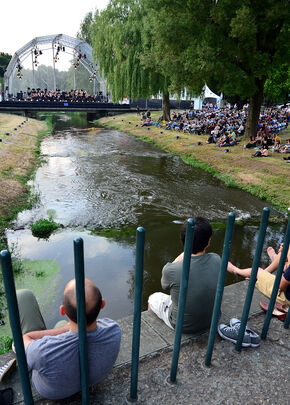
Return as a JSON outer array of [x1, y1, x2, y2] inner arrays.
[[0, 52, 11, 77], [142, 0, 289, 137], [0, 52, 12, 88], [91, 0, 171, 118], [30, 219, 59, 238], [264, 64, 290, 104], [77, 11, 95, 45], [0, 335, 13, 354]]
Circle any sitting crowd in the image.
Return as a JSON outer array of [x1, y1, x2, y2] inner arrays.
[[9, 88, 108, 103], [140, 104, 289, 155]]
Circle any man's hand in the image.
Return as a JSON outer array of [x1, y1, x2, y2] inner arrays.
[[23, 323, 70, 349]]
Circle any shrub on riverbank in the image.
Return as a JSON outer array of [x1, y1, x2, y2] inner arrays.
[[30, 219, 59, 238]]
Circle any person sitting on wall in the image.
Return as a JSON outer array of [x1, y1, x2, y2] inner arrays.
[[227, 244, 290, 308], [17, 279, 121, 400], [148, 217, 221, 333]]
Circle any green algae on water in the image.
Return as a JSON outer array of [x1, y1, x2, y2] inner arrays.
[[0, 259, 61, 338]]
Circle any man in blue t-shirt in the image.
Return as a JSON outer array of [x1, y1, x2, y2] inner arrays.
[[17, 279, 121, 400]]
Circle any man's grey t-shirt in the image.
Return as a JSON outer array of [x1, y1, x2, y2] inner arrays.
[[26, 318, 121, 400], [161, 253, 221, 333]]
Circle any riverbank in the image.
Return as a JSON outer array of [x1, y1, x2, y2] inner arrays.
[[0, 113, 48, 244], [98, 112, 290, 212]]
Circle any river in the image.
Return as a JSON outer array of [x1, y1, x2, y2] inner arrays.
[[4, 113, 286, 329]]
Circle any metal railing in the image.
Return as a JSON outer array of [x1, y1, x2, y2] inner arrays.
[[1, 208, 289, 403]]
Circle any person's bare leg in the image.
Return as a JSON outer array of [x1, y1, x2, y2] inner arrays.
[[264, 253, 280, 273], [227, 262, 252, 278], [264, 251, 289, 273], [267, 246, 277, 262]]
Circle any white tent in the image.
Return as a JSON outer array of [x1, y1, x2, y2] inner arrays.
[[192, 84, 222, 109]]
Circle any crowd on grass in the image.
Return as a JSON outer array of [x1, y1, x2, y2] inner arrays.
[[140, 104, 290, 159], [9, 88, 108, 103]]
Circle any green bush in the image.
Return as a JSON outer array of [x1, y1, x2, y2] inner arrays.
[[0, 335, 13, 354], [30, 219, 59, 238]]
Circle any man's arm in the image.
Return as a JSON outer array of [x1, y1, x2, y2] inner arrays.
[[23, 323, 70, 349], [279, 274, 290, 292]]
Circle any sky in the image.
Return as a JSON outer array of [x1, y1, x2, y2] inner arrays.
[[0, 1, 109, 55]]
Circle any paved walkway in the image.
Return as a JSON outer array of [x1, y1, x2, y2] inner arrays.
[[0, 281, 289, 404]]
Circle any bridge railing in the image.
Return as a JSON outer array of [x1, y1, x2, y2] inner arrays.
[[1, 207, 289, 403]]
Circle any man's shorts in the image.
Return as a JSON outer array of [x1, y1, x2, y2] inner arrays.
[[148, 293, 174, 329], [256, 270, 290, 306]]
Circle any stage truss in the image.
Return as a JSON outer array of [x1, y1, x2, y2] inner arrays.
[[4, 34, 106, 96]]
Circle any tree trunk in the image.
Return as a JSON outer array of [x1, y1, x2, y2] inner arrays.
[[162, 92, 170, 121], [245, 79, 265, 139]]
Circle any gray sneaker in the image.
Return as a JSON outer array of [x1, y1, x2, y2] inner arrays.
[[0, 358, 17, 382], [218, 323, 251, 347], [230, 318, 260, 348]]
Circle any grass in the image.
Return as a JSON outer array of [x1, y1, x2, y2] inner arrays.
[[0, 114, 48, 238], [98, 112, 290, 212]]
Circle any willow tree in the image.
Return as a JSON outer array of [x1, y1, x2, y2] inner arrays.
[[91, 0, 171, 119], [142, 0, 289, 138], [77, 11, 94, 45]]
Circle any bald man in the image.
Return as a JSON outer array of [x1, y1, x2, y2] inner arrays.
[[16, 279, 121, 400]]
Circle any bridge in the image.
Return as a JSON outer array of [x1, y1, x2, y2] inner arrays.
[[0, 100, 135, 114]]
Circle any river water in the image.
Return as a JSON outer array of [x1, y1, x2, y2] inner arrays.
[[5, 113, 286, 328]]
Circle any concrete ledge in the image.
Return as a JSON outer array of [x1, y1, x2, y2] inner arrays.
[[0, 281, 272, 404]]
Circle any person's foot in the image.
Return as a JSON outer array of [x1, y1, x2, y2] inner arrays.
[[227, 262, 238, 274], [267, 246, 277, 262]]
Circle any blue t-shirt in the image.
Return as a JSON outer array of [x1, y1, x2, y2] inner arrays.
[[283, 265, 290, 301], [25, 318, 121, 400]]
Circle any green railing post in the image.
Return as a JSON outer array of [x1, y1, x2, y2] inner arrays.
[[130, 227, 145, 401], [261, 219, 290, 338], [205, 212, 235, 366], [74, 238, 90, 405], [170, 218, 195, 383], [0, 250, 34, 405], [235, 207, 270, 351], [284, 305, 290, 329]]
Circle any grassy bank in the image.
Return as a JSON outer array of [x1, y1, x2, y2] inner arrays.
[[98, 112, 290, 212], [0, 113, 48, 246], [0, 113, 49, 350]]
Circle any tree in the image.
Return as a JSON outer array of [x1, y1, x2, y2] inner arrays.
[[0, 52, 12, 87], [91, 0, 171, 119], [142, 0, 289, 138], [264, 64, 290, 105], [77, 11, 95, 45]]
